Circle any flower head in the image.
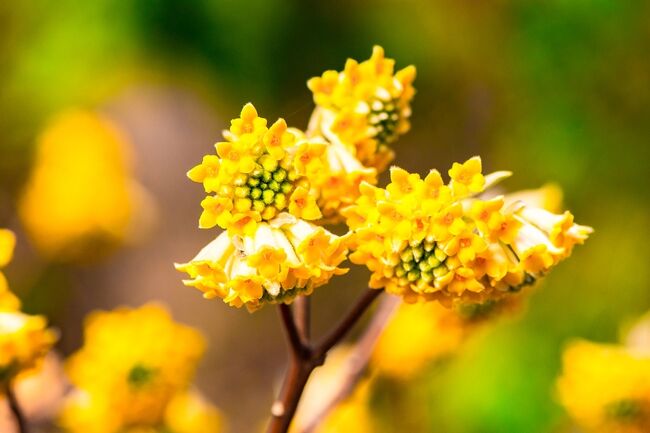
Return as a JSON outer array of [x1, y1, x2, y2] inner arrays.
[[343, 157, 592, 306], [60, 304, 206, 433], [557, 340, 650, 433], [189, 104, 326, 236], [176, 214, 348, 311], [0, 312, 57, 384], [307, 46, 416, 171], [163, 390, 224, 433], [18, 110, 154, 261]]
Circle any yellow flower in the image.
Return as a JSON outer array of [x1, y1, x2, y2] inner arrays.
[[372, 297, 524, 380], [60, 304, 206, 433], [448, 156, 485, 198], [469, 197, 506, 237], [557, 340, 650, 433], [0, 229, 15, 269], [343, 157, 592, 306], [0, 312, 56, 384], [294, 140, 326, 175], [442, 229, 487, 265], [18, 110, 154, 261], [189, 104, 328, 236], [309, 140, 377, 223], [229, 101, 268, 137], [199, 195, 235, 229], [289, 186, 322, 221], [0, 229, 20, 312], [263, 118, 294, 160], [164, 390, 224, 433], [307, 45, 416, 171], [187, 155, 221, 193], [176, 214, 348, 311], [372, 302, 465, 379], [312, 379, 374, 433]]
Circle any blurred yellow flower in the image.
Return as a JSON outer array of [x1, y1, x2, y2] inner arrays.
[[372, 297, 523, 380], [176, 214, 348, 311], [19, 110, 153, 261], [164, 390, 224, 433], [307, 45, 416, 171], [0, 229, 20, 311], [557, 340, 650, 433], [0, 229, 15, 269], [343, 157, 592, 306], [0, 311, 57, 384], [189, 103, 327, 236], [371, 301, 465, 379], [60, 304, 208, 433], [312, 379, 374, 433]]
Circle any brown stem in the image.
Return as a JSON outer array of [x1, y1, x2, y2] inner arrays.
[[266, 289, 384, 433], [5, 381, 28, 433], [278, 303, 308, 358], [267, 355, 314, 433], [299, 294, 400, 433], [294, 296, 311, 344]]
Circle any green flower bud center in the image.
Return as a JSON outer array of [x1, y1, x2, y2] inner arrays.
[[368, 97, 401, 145], [237, 156, 298, 220], [128, 364, 155, 388], [605, 399, 647, 423], [393, 239, 448, 288]]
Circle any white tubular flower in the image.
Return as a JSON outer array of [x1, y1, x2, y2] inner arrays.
[[176, 214, 348, 312]]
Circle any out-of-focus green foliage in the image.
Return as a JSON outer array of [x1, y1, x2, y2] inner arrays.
[[1, 1, 648, 432]]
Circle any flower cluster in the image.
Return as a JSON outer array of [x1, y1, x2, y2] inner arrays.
[[60, 304, 222, 433], [0, 229, 56, 385], [343, 157, 592, 306], [176, 214, 348, 311], [557, 338, 650, 433], [179, 102, 352, 310], [307, 45, 416, 171], [190, 103, 326, 236], [19, 110, 153, 261]]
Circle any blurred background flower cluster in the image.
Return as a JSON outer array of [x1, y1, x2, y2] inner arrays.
[[0, 1, 648, 432]]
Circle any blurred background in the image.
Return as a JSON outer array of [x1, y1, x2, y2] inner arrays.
[[1, 0, 648, 432]]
